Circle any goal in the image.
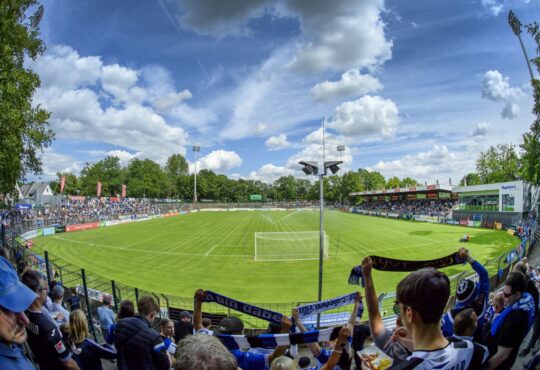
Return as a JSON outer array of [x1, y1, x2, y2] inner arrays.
[[254, 231, 329, 261]]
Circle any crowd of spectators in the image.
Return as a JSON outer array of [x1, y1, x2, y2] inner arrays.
[[356, 199, 457, 217]]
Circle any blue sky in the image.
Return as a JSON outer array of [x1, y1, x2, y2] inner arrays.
[[31, 0, 539, 184]]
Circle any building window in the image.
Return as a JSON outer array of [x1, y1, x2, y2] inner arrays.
[[502, 194, 515, 212]]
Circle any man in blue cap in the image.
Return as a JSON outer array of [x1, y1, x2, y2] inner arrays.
[[0, 256, 37, 369]]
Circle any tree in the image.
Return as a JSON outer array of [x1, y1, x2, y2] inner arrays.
[[0, 1, 54, 195], [386, 176, 400, 189], [78, 156, 123, 196], [475, 144, 519, 184], [51, 172, 79, 195], [165, 153, 189, 198], [400, 177, 418, 187], [274, 176, 297, 201], [341, 171, 363, 203], [520, 23, 540, 185], [125, 158, 167, 198], [459, 173, 482, 186], [358, 169, 386, 190]]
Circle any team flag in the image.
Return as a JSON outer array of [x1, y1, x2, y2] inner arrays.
[[60, 176, 66, 193], [97, 181, 102, 197], [121, 184, 126, 198]]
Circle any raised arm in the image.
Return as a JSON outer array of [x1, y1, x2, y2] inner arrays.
[[267, 316, 292, 364], [292, 308, 322, 357], [320, 326, 351, 370], [348, 292, 362, 328], [193, 289, 205, 331], [362, 257, 384, 338]]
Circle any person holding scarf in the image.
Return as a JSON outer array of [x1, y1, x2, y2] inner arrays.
[[486, 272, 536, 370]]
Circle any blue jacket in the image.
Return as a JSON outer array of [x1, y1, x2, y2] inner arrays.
[[441, 260, 489, 338]]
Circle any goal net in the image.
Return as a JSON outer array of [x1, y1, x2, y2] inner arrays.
[[254, 231, 329, 261]]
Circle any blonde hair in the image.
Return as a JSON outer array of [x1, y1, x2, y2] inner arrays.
[[270, 356, 298, 370], [69, 309, 90, 344]]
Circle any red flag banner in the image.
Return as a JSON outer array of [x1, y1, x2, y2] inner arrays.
[[60, 176, 66, 193], [121, 184, 126, 198], [97, 181, 102, 197]]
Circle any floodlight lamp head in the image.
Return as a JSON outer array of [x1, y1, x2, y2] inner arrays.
[[302, 166, 313, 175], [508, 10, 521, 36], [324, 160, 343, 174], [298, 161, 318, 175]]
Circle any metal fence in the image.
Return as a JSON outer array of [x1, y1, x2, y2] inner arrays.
[[3, 211, 539, 331]]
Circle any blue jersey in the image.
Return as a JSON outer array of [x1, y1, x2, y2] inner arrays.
[[231, 349, 269, 370], [0, 342, 35, 370]]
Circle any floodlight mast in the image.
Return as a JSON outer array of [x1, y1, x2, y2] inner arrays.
[[298, 118, 343, 329], [508, 10, 535, 82]]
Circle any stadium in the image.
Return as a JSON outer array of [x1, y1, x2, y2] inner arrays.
[[2, 1, 540, 370]]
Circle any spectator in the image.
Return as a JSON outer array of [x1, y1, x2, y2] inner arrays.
[[173, 334, 238, 370], [65, 287, 81, 311], [114, 295, 169, 370], [486, 272, 535, 370], [194, 288, 292, 370], [97, 294, 115, 334], [68, 309, 117, 370], [452, 308, 477, 341], [160, 318, 176, 365], [174, 310, 193, 342], [441, 248, 489, 340], [361, 257, 412, 361], [0, 256, 37, 369], [483, 291, 505, 338], [200, 317, 214, 335], [514, 262, 540, 357], [298, 356, 312, 370], [105, 299, 134, 344], [50, 285, 70, 325], [383, 268, 488, 369], [21, 270, 80, 370], [270, 356, 298, 370]]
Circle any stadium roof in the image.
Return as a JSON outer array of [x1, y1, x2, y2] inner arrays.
[[350, 184, 453, 197]]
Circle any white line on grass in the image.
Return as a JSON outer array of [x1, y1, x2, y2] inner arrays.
[[205, 245, 218, 256]]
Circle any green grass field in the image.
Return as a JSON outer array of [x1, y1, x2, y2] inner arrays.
[[34, 210, 518, 303]]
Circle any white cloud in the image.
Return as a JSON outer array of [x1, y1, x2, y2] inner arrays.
[[328, 95, 399, 139], [29, 45, 103, 90], [153, 90, 193, 112], [173, 0, 392, 73], [481, 70, 523, 119], [192, 150, 243, 173], [286, 141, 353, 172], [481, 0, 504, 16], [472, 122, 490, 137], [101, 64, 139, 103], [40, 149, 84, 179], [265, 134, 293, 150], [311, 69, 383, 102], [106, 150, 141, 167], [249, 164, 294, 183], [371, 145, 471, 183]]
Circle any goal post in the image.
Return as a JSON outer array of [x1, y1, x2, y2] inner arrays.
[[254, 231, 329, 261]]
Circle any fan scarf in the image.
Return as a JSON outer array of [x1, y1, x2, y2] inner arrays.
[[217, 327, 335, 350], [348, 252, 465, 287], [204, 291, 362, 325]]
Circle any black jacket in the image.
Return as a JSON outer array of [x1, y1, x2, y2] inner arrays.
[[114, 315, 170, 370]]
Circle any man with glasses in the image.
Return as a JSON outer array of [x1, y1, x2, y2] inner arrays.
[[0, 256, 37, 369], [385, 268, 488, 370], [114, 295, 170, 370], [21, 269, 80, 370], [485, 272, 535, 370]]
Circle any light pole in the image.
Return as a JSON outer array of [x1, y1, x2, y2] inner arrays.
[[192, 146, 200, 203], [508, 10, 535, 82], [337, 146, 345, 173]]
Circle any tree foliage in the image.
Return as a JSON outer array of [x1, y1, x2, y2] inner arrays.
[[0, 0, 54, 195], [475, 144, 519, 184]]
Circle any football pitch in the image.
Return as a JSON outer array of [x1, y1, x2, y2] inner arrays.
[[34, 210, 518, 303]]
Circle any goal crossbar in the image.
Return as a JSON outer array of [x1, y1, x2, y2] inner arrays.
[[254, 231, 329, 262]]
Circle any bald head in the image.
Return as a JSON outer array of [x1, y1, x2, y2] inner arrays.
[[493, 291, 504, 313]]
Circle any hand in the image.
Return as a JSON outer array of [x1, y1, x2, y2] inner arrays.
[[194, 289, 206, 303], [361, 257, 373, 277], [355, 291, 363, 303], [281, 316, 292, 333], [56, 312, 65, 322], [390, 326, 407, 341], [458, 248, 469, 260], [291, 308, 299, 322], [337, 325, 351, 345]]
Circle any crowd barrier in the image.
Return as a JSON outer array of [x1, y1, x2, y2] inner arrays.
[[3, 208, 538, 335]]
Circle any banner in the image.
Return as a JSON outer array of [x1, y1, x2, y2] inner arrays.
[[42, 227, 56, 236], [66, 222, 100, 232], [20, 229, 38, 240], [204, 290, 283, 324], [121, 184, 126, 198], [69, 195, 86, 201], [296, 292, 359, 318], [15, 204, 32, 210], [55, 226, 66, 233], [97, 181, 102, 197], [60, 176, 66, 193]]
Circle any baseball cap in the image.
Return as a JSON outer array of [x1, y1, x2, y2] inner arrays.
[[219, 316, 244, 334], [0, 256, 37, 312], [179, 310, 192, 319]]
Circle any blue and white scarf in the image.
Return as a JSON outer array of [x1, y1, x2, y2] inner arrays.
[[217, 327, 335, 350], [296, 292, 362, 319], [203, 291, 284, 324], [490, 292, 535, 337]]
